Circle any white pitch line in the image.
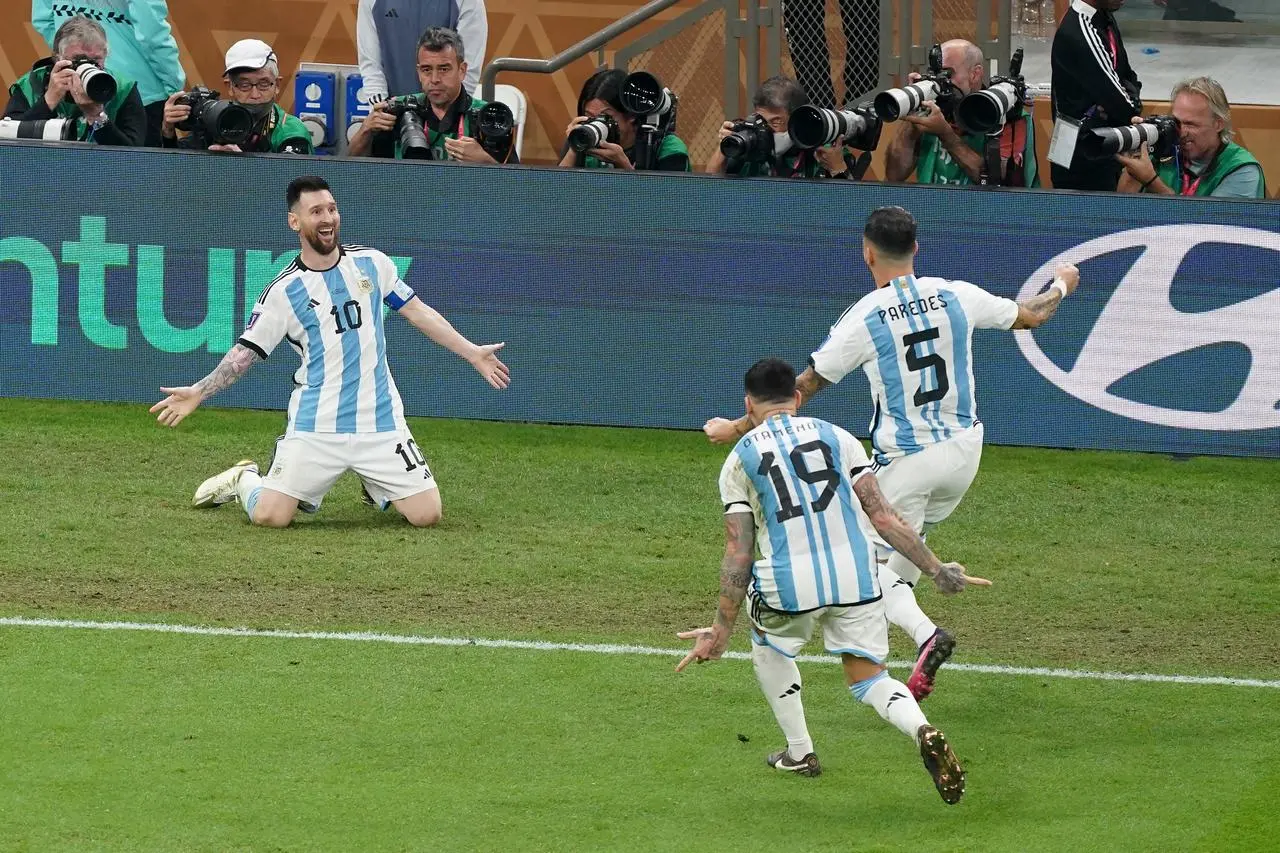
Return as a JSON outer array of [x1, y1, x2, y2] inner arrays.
[[3, 616, 1278, 689]]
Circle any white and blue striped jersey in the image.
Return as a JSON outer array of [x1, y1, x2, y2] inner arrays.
[[238, 245, 417, 435], [719, 414, 880, 613], [810, 275, 1018, 463]]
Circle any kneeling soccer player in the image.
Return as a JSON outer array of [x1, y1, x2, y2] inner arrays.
[[150, 175, 510, 527]]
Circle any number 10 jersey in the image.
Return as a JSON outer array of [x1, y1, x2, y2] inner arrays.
[[719, 414, 880, 613], [810, 274, 1018, 465], [238, 245, 417, 435]]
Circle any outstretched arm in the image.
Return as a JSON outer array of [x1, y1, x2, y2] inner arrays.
[[704, 365, 832, 444], [1012, 264, 1079, 330], [851, 471, 990, 594], [677, 512, 756, 671], [150, 343, 262, 427], [397, 297, 510, 389]]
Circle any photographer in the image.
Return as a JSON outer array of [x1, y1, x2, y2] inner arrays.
[[1049, 0, 1142, 191], [348, 27, 516, 164], [706, 75, 858, 179], [884, 39, 1037, 187], [159, 39, 312, 154], [3, 15, 146, 146], [557, 69, 690, 172], [1117, 77, 1265, 199]]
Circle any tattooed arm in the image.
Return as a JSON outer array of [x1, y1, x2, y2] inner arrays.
[[712, 512, 757, 637], [851, 471, 990, 595], [149, 344, 262, 428], [1012, 264, 1080, 330], [703, 366, 833, 444], [676, 512, 756, 670]]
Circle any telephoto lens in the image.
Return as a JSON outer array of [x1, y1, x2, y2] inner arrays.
[[0, 117, 77, 141], [873, 80, 941, 122], [619, 71, 673, 117], [197, 99, 254, 145], [397, 110, 431, 159], [788, 105, 881, 152], [955, 81, 1021, 134], [72, 61, 116, 103], [1081, 116, 1180, 160]]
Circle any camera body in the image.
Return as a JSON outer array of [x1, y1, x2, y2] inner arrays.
[[1083, 114, 1181, 160], [720, 114, 773, 163], [874, 44, 959, 122], [383, 95, 515, 161], [569, 112, 621, 153], [176, 86, 254, 147], [382, 94, 431, 159], [788, 104, 883, 152], [65, 55, 116, 103]]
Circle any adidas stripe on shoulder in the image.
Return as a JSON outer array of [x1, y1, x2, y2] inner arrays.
[[256, 258, 303, 305]]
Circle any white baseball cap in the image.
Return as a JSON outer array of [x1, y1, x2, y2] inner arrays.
[[224, 39, 277, 74]]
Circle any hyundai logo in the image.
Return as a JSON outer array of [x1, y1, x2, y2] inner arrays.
[[1016, 225, 1280, 431]]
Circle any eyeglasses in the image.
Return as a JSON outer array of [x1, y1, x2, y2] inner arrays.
[[232, 79, 277, 93]]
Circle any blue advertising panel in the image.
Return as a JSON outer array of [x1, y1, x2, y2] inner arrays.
[[1, 141, 1277, 457]]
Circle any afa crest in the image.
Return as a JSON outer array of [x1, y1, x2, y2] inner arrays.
[[356, 276, 374, 295]]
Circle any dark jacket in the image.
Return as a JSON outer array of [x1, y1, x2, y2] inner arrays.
[[4, 58, 147, 146], [1051, 0, 1141, 129]]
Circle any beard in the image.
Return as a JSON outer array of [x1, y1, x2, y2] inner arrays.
[[304, 226, 339, 255]]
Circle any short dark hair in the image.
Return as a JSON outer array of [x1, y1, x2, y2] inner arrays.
[[864, 206, 917, 259], [418, 27, 466, 63], [286, 175, 331, 210], [744, 358, 797, 403], [752, 75, 808, 114], [576, 68, 627, 118]]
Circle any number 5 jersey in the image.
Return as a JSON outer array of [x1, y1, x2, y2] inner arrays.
[[809, 275, 1019, 466]]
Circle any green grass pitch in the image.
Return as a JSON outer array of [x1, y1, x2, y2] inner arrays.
[[1, 398, 1277, 852]]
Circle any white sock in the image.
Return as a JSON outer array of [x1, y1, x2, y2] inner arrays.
[[880, 558, 939, 648], [236, 469, 263, 521], [752, 639, 814, 759], [852, 670, 929, 743]]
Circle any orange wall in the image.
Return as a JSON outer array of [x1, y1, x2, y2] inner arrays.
[[0, 0, 1275, 193]]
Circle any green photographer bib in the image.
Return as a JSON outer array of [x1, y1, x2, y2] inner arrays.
[[392, 95, 486, 160], [12, 64, 137, 140], [1151, 142, 1265, 198], [584, 133, 690, 171]]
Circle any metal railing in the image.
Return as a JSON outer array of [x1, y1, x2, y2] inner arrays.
[[479, 0, 686, 102]]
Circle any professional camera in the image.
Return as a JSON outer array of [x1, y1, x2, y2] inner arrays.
[[874, 43, 959, 122], [956, 48, 1026, 135], [383, 95, 431, 159], [469, 101, 515, 160], [66, 55, 116, 103], [788, 104, 883, 152], [619, 71, 676, 122], [568, 112, 620, 153], [175, 86, 254, 146], [720, 114, 773, 163], [0, 117, 77, 142], [1082, 114, 1180, 160]]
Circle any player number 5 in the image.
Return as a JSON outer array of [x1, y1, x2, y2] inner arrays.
[[902, 329, 950, 406]]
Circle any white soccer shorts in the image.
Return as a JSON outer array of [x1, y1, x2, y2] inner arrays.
[[874, 421, 984, 583], [262, 428, 437, 509], [748, 590, 890, 664]]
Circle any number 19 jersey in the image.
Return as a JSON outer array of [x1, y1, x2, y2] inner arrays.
[[810, 275, 1018, 464], [238, 245, 418, 436], [719, 414, 880, 613]]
